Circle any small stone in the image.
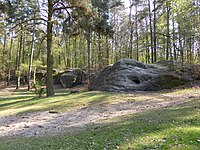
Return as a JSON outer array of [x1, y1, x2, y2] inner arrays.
[[24, 124, 29, 128], [38, 125, 43, 128], [188, 96, 195, 99], [49, 110, 59, 114]]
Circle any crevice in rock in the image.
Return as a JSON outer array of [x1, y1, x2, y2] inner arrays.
[[133, 79, 141, 84]]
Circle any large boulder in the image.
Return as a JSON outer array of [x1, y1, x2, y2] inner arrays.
[[60, 69, 86, 88], [90, 59, 199, 92]]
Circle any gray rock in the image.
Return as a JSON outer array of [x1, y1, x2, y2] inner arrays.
[[60, 69, 85, 88], [90, 59, 198, 92], [53, 73, 62, 85]]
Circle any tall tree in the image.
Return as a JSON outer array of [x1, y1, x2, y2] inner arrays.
[[129, 0, 133, 59], [148, 0, 154, 63], [45, 0, 95, 96], [46, 0, 54, 96]]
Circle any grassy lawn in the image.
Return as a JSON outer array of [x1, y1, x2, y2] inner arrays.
[[0, 89, 139, 117], [0, 88, 199, 150]]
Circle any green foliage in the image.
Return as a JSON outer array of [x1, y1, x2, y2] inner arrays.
[[33, 80, 46, 97], [15, 70, 21, 77], [33, 60, 46, 70], [20, 63, 29, 75]]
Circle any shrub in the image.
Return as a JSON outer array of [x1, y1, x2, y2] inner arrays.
[[33, 80, 46, 97]]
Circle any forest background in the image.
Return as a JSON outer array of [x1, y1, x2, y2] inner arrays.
[[0, 0, 199, 96]]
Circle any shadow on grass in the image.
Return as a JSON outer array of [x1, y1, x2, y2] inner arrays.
[[62, 100, 199, 150], [0, 99, 199, 150], [0, 95, 34, 102], [0, 91, 115, 117], [1, 87, 192, 117], [0, 97, 35, 109]]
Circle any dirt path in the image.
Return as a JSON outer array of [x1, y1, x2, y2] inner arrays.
[[0, 87, 200, 137]]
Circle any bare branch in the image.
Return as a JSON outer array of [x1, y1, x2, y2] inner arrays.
[[53, 0, 60, 6], [54, 6, 75, 11], [11, 17, 47, 30]]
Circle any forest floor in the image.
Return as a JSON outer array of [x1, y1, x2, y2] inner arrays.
[[0, 82, 199, 137], [0, 81, 200, 149]]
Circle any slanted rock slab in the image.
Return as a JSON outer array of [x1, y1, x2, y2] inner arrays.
[[90, 59, 198, 92]]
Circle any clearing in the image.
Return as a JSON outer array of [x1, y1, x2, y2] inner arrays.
[[0, 84, 199, 149]]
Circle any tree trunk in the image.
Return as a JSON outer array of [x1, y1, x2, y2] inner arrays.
[[33, 67, 36, 84], [129, 0, 133, 59], [7, 35, 13, 86], [74, 36, 77, 68], [2, 31, 7, 84], [178, 25, 184, 68], [16, 24, 23, 89], [148, 0, 154, 63], [87, 26, 91, 83], [27, 20, 35, 91], [106, 35, 109, 65], [22, 27, 26, 64], [63, 35, 68, 67], [188, 38, 192, 65], [153, 0, 157, 62], [145, 17, 150, 64], [98, 32, 101, 70], [172, 15, 177, 61], [91, 32, 95, 67], [67, 36, 71, 67], [135, 4, 139, 61], [166, 0, 170, 60], [79, 33, 84, 68], [46, 0, 54, 96]]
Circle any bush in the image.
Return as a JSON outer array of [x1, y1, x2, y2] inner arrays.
[[33, 80, 46, 97]]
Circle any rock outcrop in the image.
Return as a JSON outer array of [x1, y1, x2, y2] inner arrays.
[[90, 59, 199, 92]]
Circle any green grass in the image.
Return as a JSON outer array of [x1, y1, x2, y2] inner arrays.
[[0, 89, 160, 117], [0, 88, 199, 150], [0, 90, 138, 117]]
